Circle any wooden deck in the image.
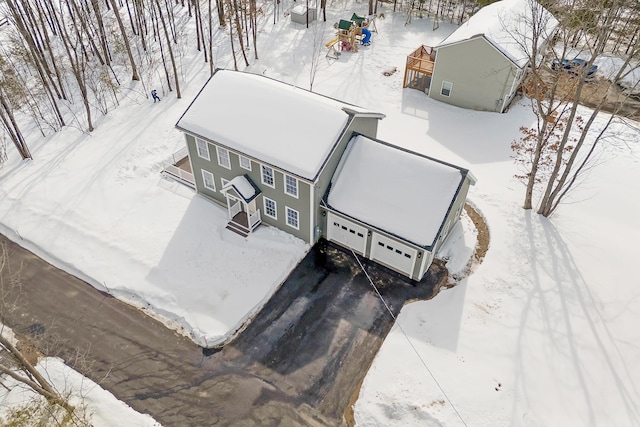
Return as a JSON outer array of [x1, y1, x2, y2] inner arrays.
[[175, 156, 192, 173], [403, 45, 436, 92]]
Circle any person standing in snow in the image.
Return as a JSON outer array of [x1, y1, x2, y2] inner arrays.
[[151, 89, 161, 103], [361, 22, 372, 46]]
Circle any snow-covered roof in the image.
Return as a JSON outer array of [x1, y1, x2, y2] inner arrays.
[[176, 70, 383, 181], [222, 174, 260, 202], [327, 135, 469, 248], [437, 0, 558, 68]]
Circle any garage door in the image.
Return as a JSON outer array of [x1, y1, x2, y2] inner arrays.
[[370, 233, 417, 277], [326, 212, 368, 255]]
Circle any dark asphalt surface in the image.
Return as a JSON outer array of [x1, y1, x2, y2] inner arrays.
[[1, 234, 447, 426]]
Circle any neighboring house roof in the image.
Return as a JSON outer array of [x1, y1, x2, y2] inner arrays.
[[222, 174, 261, 203], [437, 0, 558, 68], [327, 135, 473, 248], [176, 69, 384, 181]]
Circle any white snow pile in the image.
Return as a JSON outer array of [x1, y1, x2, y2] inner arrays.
[[0, 357, 160, 427]]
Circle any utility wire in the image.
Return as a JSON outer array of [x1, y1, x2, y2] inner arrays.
[[350, 249, 469, 427]]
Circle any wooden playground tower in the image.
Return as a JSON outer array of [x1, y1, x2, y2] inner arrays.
[[326, 14, 378, 59], [403, 45, 436, 93]]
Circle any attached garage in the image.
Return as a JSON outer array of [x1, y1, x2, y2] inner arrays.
[[370, 233, 417, 277], [323, 134, 476, 282], [326, 212, 368, 255]]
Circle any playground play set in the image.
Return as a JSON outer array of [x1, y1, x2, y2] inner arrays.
[[325, 13, 378, 59]]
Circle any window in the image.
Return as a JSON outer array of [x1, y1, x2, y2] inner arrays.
[[239, 156, 252, 171], [196, 138, 210, 160], [441, 81, 453, 97], [286, 207, 299, 230], [201, 170, 216, 191], [217, 147, 231, 169], [261, 165, 275, 187], [285, 175, 298, 198], [264, 197, 277, 219], [221, 178, 229, 188]]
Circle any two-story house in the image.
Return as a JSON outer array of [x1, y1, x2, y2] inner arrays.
[[176, 69, 475, 281]]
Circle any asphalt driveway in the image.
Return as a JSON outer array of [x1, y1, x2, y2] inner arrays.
[[1, 234, 446, 426]]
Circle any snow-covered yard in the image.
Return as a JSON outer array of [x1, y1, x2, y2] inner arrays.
[[0, 1, 639, 426]]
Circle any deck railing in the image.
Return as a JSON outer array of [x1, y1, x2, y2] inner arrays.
[[170, 146, 189, 164], [161, 147, 195, 188]]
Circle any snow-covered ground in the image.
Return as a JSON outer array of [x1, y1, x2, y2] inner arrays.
[[0, 325, 160, 426], [0, 2, 639, 426]]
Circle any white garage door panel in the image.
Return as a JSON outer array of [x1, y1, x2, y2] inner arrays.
[[371, 233, 417, 276], [327, 213, 368, 254]]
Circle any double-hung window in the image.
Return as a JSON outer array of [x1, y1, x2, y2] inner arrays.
[[285, 207, 299, 230], [202, 170, 216, 191], [239, 156, 252, 171], [196, 138, 210, 160], [261, 165, 275, 187], [441, 81, 453, 97], [264, 197, 277, 219], [217, 147, 231, 169], [284, 175, 298, 198]]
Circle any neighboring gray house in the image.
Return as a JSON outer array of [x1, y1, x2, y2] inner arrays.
[[176, 69, 475, 281], [428, 0, 557, 112]]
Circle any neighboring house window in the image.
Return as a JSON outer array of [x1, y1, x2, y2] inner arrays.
[[285, 207, 299, 230], [221, 178, 229, 188], [202, 170, 216, 191], [196, 138, 210, 160], [285, 175, 298, 198], [261, 165, 275, 187], [441, 81, 453, 97], [239, 156, 252, 171], [264, 197, 277, 219], [217, 147, 231, 169]]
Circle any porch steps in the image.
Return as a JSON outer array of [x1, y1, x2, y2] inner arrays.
[[226, 221, 250, 237]]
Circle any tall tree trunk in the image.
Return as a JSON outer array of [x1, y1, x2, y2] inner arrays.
[[0, 90, 31, 159], [250, 0, 258, 59], [231, 0, 249, 66], [216, 0, 225, 26], [33, 0, 68, 99], [91, 0, 112, 65], [208, 0, 215, 75], [155, 0, 181, 98], [108, 0, 140, 80]]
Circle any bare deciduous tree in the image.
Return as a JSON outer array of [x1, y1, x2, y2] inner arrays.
[[512, 0, 640, 216]]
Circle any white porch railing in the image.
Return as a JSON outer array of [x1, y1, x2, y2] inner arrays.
[[161, 147, 195, 188], [229, 200, 242, 218], [248, 210, 262, 230], [170, 146, 189, 164], [161, 164, 195, 188]]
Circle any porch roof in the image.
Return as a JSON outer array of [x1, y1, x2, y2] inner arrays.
[[327, 135, 470, 247], [222, 174, 261, 203]]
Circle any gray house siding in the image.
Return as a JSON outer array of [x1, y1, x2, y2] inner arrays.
[[430, 37, 519, 112], [185, 133, 314, 243], [258, 167, 312, 243], [432, 176, 472, 254]]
